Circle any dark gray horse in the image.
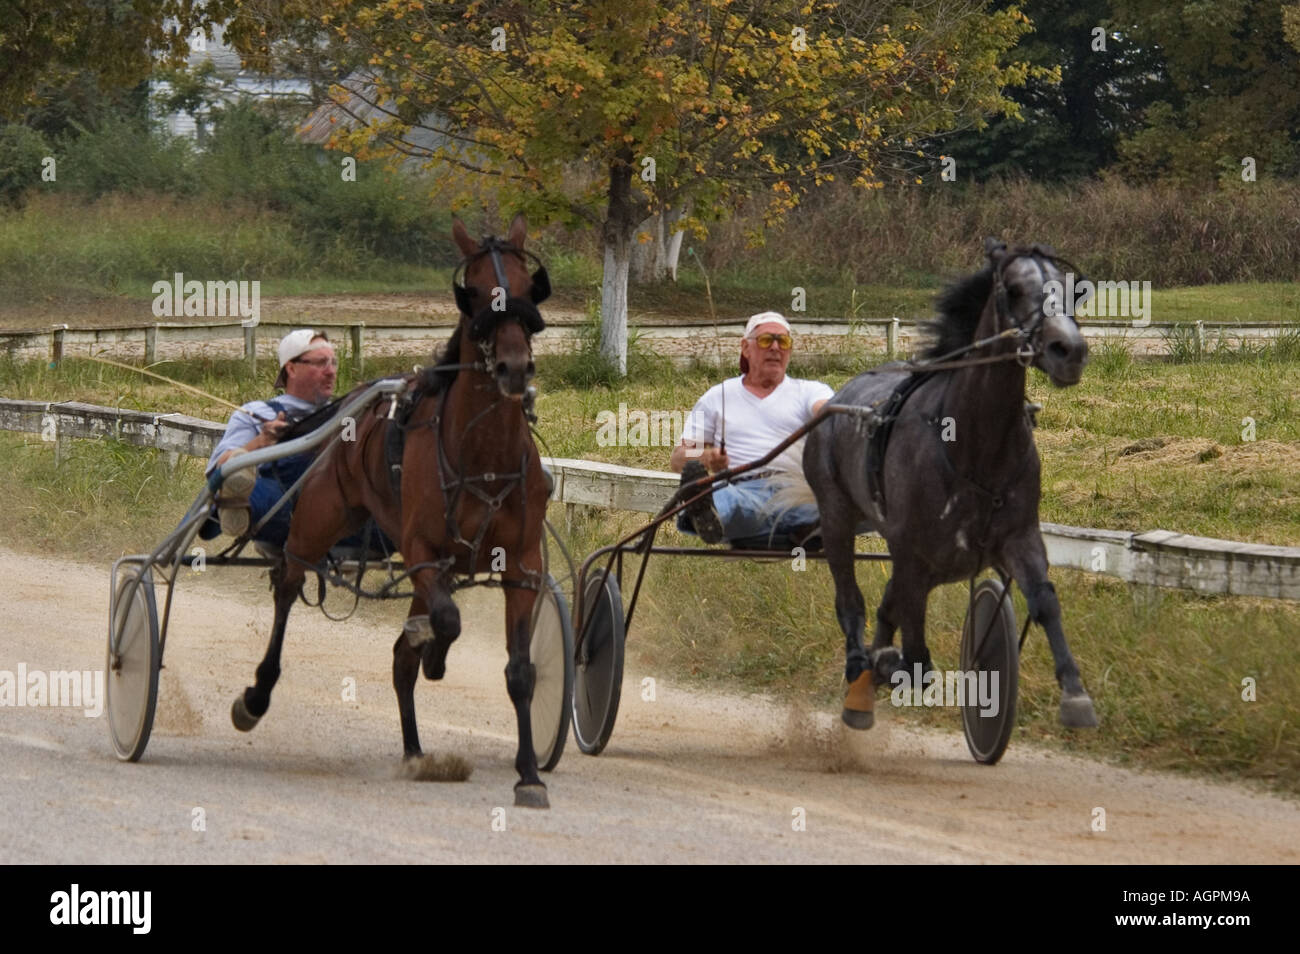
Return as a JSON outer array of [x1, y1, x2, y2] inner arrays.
[[798, 239, 1098, 731]]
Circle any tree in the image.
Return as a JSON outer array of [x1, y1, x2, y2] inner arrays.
[[931, 0, 1170, 182], [232, 0, 1038, 373], [1110, 0, 1300, 184], [0, 0, 234, 120]]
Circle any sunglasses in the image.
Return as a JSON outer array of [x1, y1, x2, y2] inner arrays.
[[293, 356, 338, 369], [749, 332, 793, 350]]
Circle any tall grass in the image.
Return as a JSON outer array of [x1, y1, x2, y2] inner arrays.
[[703, 177, 1300, 288]]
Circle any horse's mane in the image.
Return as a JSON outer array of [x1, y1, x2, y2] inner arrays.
[[920, 265, 995, 360], [416, 324, 463, 394]]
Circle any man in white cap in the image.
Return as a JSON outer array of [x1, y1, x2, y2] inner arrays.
[[669, 311, 832, 544], [200, 329, 337, 543]]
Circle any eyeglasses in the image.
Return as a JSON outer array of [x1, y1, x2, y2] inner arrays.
[[749, 333, 792, 351], [293, 356, 338, 369]]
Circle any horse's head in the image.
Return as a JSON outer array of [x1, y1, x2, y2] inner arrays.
[[451, 213, 551, 399], [985, 238, 1088, 388]]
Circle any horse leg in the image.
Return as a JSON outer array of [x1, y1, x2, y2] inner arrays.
[[234, 489, 350, 731], [819, 513, 877, 728], [869, 576, 903, 679], [404, 545, 461, 680], [231, 557, 301, 730], [504, 582, 547, 808], [888, 558, 933, 688], [1005, 536, 1099, 728], [393, 593, 428, 758]]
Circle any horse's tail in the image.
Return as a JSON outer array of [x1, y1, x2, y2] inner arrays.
[[763, 469, 820, 523]]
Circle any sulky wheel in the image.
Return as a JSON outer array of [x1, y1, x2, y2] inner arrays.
[[529, 574, 574, 772], [959, 577, 1019, 765], [106, 562, 161, 762], [572, 567, 624, 756]]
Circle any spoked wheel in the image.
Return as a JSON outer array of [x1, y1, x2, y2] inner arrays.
[[106, 560, 161, 762], [959, 577, 1019, 765], [572, 568, 624, 756], [530, 574, 575, 772]]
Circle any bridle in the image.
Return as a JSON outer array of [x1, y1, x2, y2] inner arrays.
[[452, 237, 550, 369], [904, 243, 1084, 373]]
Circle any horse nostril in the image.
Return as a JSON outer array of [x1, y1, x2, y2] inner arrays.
[[526, 361, 535, 378], [1047, 341, 1070, 361], [495, 361, 508, 378]]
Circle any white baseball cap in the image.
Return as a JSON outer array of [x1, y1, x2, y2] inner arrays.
[[275, 328, 330, 387], [744, 311, 791, 337]]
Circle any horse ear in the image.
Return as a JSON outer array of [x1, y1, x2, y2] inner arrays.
[[507, 212, 527, 249], [1031, 242, 1057, 258], [984, 236, 1008, 261], [529, 265, 551, 304], [454, 283, 474, 316], [452, 218, 477, 257]]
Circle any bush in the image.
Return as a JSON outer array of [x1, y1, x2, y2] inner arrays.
[[0, 124, 53, 207], [54, 114, 196, 197]]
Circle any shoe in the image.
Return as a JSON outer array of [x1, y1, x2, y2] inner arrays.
[[217, 455, 257, 538], [679, 461, 726, 544]]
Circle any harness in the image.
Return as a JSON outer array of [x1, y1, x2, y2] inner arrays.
[[858, 244, 1074, 522]]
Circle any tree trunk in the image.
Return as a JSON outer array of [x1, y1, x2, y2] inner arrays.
[[600, 155, 639, 375], [629, 205, 686, 284], [600, 233, 630, 374]]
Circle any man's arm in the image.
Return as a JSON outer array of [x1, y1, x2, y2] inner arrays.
[[671, 440, 729, 474], [207, 410, 291, 475]]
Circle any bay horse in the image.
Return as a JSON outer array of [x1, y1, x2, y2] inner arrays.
[[799, 239, 1099, 732], [229, 213, 556, 808]]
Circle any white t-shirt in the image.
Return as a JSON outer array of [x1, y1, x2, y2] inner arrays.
[[681, 376, 834, 474]]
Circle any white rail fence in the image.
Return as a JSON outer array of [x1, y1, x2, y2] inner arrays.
[[2, 398, 1298, 601], [2, 316, 1294, 369]]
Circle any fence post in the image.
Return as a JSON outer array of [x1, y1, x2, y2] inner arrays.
[[244, 324, 257, 376], [887, 316, 899, 359], [145, 324, 158, 365], [350, 322, 365, 377], [49, 324, 68, 368], [1195, 320, 1206, 356]]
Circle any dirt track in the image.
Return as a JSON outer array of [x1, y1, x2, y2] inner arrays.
[[0, 544, 1296, 864]]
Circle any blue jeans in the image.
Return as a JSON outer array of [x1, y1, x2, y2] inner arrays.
[[199, 458, 394, 552], [676, 476, 820, 544]]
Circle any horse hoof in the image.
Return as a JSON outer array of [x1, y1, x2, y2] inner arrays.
[[231, 695, 261, 732], [514, 783, 549, 809], [872, 646, 902, 680], [841, 670, 875, 729], [1060, 692, 1099, 728], [421, 638, 449, 680], [841, 707, 875, 730]]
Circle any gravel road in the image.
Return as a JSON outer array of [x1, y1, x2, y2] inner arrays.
[[1, 545, 1295, 864]]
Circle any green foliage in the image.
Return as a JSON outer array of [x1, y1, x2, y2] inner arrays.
[[934, 0, 1171, 182], [0, 0, 236, 120], [1111, 0, 1300, 185], [54, 113, 196, 197], [0, 123, 51, 206]]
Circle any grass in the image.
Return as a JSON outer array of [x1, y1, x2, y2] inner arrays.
[[1, 342, 1298, 795], [4, 190, 1300, 332]]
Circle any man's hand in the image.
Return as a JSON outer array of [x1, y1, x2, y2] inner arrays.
[[250, 412, 289, 450], [700, 446, 730, 474]]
